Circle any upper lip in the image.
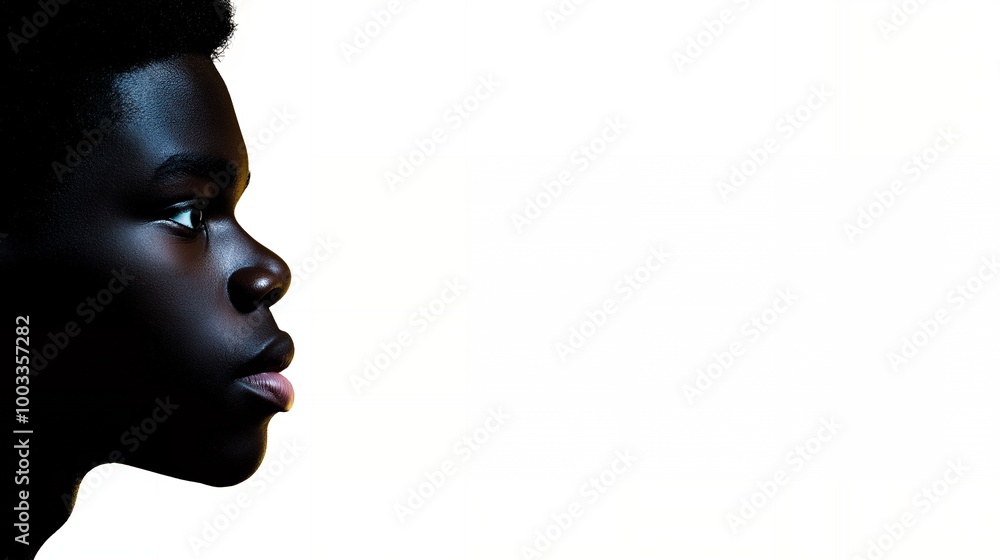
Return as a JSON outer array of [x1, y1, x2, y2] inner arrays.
[[234, 332, 294, 380]]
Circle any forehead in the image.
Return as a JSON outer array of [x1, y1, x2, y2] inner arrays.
[[110, 55, 248, 182]]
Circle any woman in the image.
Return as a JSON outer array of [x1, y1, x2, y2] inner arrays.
[[3, 2, 295, 557]]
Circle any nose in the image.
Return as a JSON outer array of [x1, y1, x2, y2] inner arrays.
[[227, 250, 291, 313]]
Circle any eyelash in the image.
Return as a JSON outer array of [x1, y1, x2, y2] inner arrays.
[[167, 206, 206, 233]]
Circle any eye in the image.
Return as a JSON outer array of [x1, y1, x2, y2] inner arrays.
[[168, 207, 205, 230]]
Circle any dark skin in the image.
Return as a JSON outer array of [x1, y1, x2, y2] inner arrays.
[[9, 54, 294, 559]]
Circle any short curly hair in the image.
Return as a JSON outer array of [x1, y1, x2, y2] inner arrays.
[[2, 0, 237, 232]]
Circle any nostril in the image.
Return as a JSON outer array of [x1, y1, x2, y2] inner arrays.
[[228, 266, 287, 313], [259, 286, 286, 309]]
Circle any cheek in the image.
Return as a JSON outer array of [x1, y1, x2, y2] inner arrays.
[[109, 242, 243, 381], [121, 227, 226, 310], [126, 287, 242, 383], [99, 221, 275, 387]]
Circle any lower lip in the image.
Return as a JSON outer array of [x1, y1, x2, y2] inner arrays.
[[237, 372, 294, 411]]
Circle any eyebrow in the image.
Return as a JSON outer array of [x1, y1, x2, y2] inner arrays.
[[151, 153, 249, 192]]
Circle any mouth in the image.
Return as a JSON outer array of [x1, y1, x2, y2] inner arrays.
[[236, 371, 294, 412], [235, 333, 295, 412]]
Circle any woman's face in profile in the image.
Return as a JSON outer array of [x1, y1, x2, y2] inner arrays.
[[27, 54, 294, 486]]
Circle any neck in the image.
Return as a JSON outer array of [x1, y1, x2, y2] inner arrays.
[[14, 390, 112, 560], [12, 448, 86, 560]]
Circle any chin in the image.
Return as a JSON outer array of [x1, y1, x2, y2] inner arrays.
[[136, 417, 274, 488]]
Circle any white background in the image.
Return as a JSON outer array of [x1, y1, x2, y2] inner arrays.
[[40, 1, 999, 559]]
